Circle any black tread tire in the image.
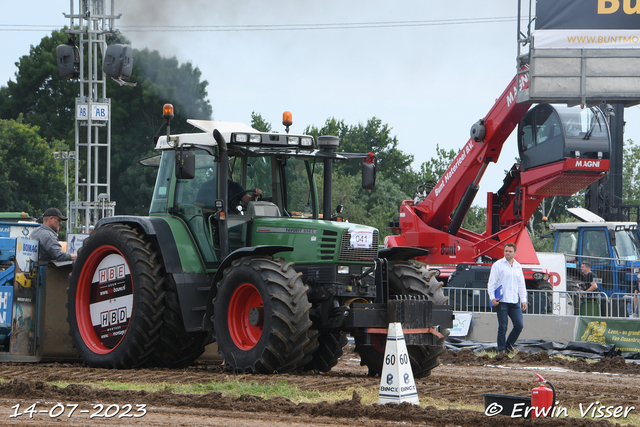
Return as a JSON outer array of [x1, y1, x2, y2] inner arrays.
[[298, 328, 321, 369], [147, 276, 208, 368], [67, 224, 164, 369], [144, 234, 208, 369], [355, 261, 450, 379], [213, 256, 315, 374], [300, 331, 348, 372]]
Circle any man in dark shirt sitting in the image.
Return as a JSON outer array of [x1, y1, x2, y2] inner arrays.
[[196, 179, 262, 214]]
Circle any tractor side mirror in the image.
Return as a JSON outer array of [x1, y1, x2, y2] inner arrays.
[[175, 150, 195, 179], [362, 162, 376, 190]]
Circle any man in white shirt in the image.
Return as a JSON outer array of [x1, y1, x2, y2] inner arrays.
[[487, 243, 528, 353]]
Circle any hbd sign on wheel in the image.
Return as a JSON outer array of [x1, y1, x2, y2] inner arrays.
[[89, 254, 133, 348]]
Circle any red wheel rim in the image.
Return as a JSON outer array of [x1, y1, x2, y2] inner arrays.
[[228, 282, 263, 350], [76, 246, 133, 354], [371, 334, 386, 353]]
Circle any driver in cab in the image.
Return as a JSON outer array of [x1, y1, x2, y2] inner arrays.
[[196, 174, 261, 214]]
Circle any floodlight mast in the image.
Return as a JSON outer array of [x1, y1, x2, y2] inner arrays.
[[64, 0, 120, 232]]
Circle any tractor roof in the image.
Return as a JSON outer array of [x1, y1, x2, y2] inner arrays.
[[549, 221, 638, 231], [155, 119, 313, 151], [549, 207, 638, 232], [150, 119, 372, 162]]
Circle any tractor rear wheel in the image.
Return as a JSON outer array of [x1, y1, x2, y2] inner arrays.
[[67, 224, 164, 368], [354, 261, 449, 379], [213, 256, 315, 373]]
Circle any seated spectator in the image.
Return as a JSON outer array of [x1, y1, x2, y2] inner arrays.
[[579, 262, 606, 316], [579, 262, 599, 293], [627, 274, 640, 318]]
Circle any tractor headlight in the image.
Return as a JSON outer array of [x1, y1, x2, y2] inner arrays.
[[287, 136, 300, 145], [301, 137, 313, 147], [338, 266, 349, 274], [235, 134, 262, 143], [532, 272, 549, 281]]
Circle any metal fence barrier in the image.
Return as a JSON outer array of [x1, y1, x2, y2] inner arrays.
[[563, 254, 638, 296], [444, 287, 640, 318]]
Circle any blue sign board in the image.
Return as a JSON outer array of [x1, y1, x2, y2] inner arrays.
[[0, 287, 13, 328]]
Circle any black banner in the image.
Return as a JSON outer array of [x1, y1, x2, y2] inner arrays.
[[537, 0, 640, 30]]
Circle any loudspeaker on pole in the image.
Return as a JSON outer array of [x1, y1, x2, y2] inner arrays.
[[378, 322, 419, 405]]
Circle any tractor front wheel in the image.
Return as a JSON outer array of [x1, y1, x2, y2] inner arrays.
[[355, 261, 449, 379], [213, 256, 315, 373]]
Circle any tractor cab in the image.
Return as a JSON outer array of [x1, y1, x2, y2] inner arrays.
[[143, 116, 377, 269], [518, 104, 610, 172], [551, 209, 640, 296]]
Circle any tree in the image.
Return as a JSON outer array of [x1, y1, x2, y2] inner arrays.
[[251, 112, 272, 133], [461, 205, 487, 234], [416, 144, 456, 184], [0, 116, 65, 215], [305, 117, 417, 194], [313, 171, 407, 238], [623, 139, 640, 207], [108, 47, 212, 214], [0, 29, 213, 216], [0, 30, 76, 143]]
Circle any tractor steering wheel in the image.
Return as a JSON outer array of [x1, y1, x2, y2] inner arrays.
[[229, 190, 260, 211]]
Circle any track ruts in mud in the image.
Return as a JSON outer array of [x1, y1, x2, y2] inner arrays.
[[0, 346, 636, 426]]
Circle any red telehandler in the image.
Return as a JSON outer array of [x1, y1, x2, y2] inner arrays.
[[386, 70, 611, 312]]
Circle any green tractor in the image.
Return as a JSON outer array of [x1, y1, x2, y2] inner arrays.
[[67, 108, 453, 377]]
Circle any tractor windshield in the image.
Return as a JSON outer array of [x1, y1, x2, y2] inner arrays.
[[180, 152, 219, 209], [282, 157, 315, 218], [614, 229, 640, 260], [241, 154, 316, 218]]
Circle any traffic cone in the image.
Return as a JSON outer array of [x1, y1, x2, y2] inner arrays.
[[377, 322, 419, 405]]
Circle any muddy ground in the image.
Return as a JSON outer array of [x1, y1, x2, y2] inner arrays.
[[0, 346, 638, 426]]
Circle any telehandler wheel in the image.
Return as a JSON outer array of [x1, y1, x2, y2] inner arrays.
[[354, 261, 449, 379], [67, 224, 164, 369], [213, 256, 315, 374], [300, 331, 348, 373]]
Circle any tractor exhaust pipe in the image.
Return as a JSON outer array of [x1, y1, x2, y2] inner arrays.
[[214, 129, 230, 259], [318, 136, 339, 220]]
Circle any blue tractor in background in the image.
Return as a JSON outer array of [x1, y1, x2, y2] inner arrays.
[[550, 208, 640, 298]]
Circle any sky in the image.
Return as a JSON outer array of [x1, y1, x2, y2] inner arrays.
[[2, 1, 640, 209]]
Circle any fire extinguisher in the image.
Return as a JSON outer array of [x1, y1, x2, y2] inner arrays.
[[531, 373, 555, 418]]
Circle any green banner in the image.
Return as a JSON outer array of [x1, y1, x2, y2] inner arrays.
[[577, 317, 640, 352]]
